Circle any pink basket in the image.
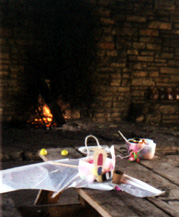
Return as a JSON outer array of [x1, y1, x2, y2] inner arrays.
[[78, 135, 115, 183]]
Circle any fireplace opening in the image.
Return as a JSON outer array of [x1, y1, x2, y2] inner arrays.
[[15, 0, 99, 128]]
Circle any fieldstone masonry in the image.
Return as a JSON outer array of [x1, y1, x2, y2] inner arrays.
[[0, 0, 179, 125]]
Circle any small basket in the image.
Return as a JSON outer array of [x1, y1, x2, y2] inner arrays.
[[78, 135, 115, 183]]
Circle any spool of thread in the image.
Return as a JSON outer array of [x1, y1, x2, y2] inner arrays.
[[112, 170, 124, 184]]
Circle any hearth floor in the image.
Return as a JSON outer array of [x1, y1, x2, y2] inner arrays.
[[1, 120, 179, 162]]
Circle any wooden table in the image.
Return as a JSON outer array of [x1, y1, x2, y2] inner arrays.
[[35, 146, 179, 217]]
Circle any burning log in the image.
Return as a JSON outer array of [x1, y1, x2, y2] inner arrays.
[[48, 100, 66, 126], [28, 78, 66, 128], [39, 79, 66, 127]]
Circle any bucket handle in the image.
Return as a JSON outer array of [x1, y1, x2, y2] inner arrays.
[[85, 135, 101, 156]]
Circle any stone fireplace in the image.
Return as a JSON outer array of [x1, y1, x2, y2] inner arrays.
[[0, 0, 179, 126]]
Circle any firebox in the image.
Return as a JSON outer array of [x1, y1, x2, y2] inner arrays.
[[1, 0, 179, 127]]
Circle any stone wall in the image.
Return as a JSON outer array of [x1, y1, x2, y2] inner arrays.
[[91, 0, 179, 124], [0, 0, 179, 125], [0, 0, 35, 122]]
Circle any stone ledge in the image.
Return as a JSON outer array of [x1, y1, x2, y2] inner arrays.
[[1, 120, 178, 162]]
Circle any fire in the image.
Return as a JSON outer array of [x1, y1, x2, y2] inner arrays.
[[28, 102, 54, 128], [42, 104, 53, 123], [36, 103, 53, 128], [28, 94, 80, 129]]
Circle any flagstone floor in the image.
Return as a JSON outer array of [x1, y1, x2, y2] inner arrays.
[[1, 119, 179, 162]]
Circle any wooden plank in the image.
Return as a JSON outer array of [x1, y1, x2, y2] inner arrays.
[[113, 146, 179, 217], [115, 158, 179, 216], [147, 197, 179, 217], [115, 145, 179, 186], [77, 189, 170, 217], [77, 189, 111, 217], [139, 155, 179, 186], [138, 155, 179, 217]]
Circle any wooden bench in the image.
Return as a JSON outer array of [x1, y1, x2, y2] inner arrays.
[[35, 146, 179, 217]]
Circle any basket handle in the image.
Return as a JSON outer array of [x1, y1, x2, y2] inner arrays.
[[85, 135, 101, 156]]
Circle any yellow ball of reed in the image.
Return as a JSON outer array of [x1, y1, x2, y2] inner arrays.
[[40, 148, 48, 156], [61, 149, 68, 156]]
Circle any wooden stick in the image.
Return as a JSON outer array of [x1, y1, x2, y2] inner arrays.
[[39, 154, 78, 168], [118, 130, 131, 148]]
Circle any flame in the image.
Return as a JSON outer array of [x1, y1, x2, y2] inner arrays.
[[43, 104, 53, 120], [41, 104, 53, 127], [30, 104, 53, 128], [29, 94, 80, 128]]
